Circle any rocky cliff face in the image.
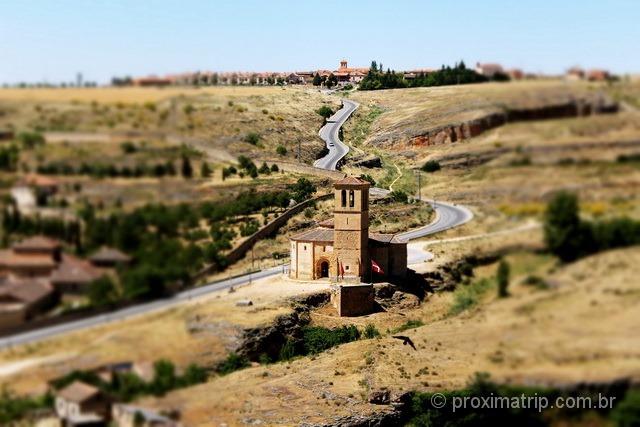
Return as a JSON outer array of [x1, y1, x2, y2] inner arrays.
[[409, 97, 619, 147], [236, 292, 330, 361]]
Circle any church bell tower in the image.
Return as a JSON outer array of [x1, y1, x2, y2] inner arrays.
[[333, 177, 370, 281]]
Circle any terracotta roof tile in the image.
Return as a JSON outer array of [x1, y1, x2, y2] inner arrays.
[[12, 236, 61, 251], [290, 228, 334, 242], [89, 247, 132, 264], [51, 255, 103, 285], [0, 276, 53, 304], [334, 176, 371, 187], [57, 381, 101, 403]]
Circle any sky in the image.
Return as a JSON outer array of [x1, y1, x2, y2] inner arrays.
[[1, 0, 638, 84]]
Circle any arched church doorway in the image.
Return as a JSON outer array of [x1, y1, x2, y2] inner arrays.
[[320, 260, 329, 278]]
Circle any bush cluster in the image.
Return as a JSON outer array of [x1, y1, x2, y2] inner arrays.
[[544, 192, 640, 262]]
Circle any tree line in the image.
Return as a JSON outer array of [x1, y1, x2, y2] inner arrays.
[[359, 60, 507, 91]]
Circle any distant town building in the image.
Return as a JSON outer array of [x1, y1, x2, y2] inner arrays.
[[475, 62, 505, 78], [586, 69, 610, 81], [334, 60, 368, 85], [566, 67, 585, 80]]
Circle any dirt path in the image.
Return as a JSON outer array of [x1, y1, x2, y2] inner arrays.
[[388, 162, 403, 191]]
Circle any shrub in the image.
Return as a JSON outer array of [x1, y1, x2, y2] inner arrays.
[[393, 319, 424, 333], [522, 275, 549, 290], [316, 105, 334, 119], [181, 155, 193, 178], [421, 160, 441, 173], [302, 325, 360, 355], [200, 162, 212, 178], [449, 279, 492, 316], [497, 260, 510, 298], [279, 339, 297, 361], [18, 131, 45, 149], [87, 276, 118, 307], [359, 174, 376, 186], [610, 389, 640, 427], [363, 324, 381, 339], [270, 163, 279, 172], [390, 190, 409, 204], [276, 145, 287, 156], [120, 141, 137, 154], [258, 162, 271, 174], [217, 353, 249, 375], [244, 132, 261, 145], [183, 104, 195, 115]]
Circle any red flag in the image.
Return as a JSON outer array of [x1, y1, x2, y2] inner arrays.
[[371, 259, 384, 275]]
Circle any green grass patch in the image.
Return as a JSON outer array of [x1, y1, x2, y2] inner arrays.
[[392, 319, 425, 333], [449, 278, 494, 316]]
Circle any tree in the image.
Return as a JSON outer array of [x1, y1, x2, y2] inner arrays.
[[288, 178, 316, 202], [544, 192, 589, 262], [88, 276, 118, 307], [390, 190, 409, 204], [326, 73, 338, 88], [270, 163, 279, 172], [276, 145, 287, 156], [181, 155, 193, 178], [316, 105, 334, 119], [258, 162, 271, 174], [244, 132, 261, 145], [200, 162, 212, 178], [421, 160, 441, 172], [150, 359, 177, 396], [497, 260, 510, 298], [312, 73, 322, 86], [18, 132, 45, 149]]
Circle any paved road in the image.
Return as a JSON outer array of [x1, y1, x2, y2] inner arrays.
[[313, 99, 359, 170], [0, 98, 472, 350], [0, 266, 286, 349]]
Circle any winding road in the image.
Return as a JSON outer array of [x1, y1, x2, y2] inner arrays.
[[313, 99, 359, 170], [0, 98, 472, 350]]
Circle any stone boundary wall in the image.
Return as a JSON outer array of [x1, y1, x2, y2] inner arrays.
[[192, 192, 334, 282]]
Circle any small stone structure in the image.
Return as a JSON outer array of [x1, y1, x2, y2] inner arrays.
[[330, 283, 374, 317]]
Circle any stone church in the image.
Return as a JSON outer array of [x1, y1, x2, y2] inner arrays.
[[289, 176, 407, 282]]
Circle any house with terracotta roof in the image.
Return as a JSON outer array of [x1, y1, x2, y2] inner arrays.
[[50, 254, 104, 294], [55, 380, 110, 425], [289, 177, 407, 282], [89, 247, 132, 268], [475, 62, 505, 78], [0, 276, 56, 329]]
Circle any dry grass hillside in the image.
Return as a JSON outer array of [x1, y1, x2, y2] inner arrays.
[[0, 86, 337, 164], [141, 246, 640, 426]]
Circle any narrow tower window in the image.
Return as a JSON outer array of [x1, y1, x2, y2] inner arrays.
[[349, 190, 355, 207], [341, 189, 346, 207]]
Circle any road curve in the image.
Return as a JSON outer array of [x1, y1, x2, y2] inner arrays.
[[313, 99, 359, 170]]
